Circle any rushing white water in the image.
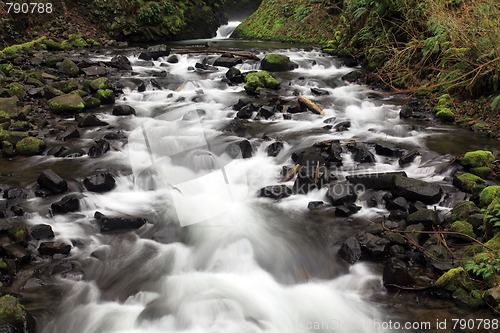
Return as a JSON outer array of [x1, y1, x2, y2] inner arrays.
[[213, 21, 242, 39], [33, 48, 455, 333]]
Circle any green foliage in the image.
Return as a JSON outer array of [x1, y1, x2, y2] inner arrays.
[[484, 202, 500, 228], [479, 186, 500, 207], [492, 95, 500, 113], [465, 251, 500, 279], [282, 4, 294, 17], [137, 2, 171, 24], [0, 295, 26, 324]]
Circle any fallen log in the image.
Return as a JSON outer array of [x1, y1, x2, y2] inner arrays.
[[298, 96, 325, 116], [280, 164, 301, 182], [172, 49, 260, 60]]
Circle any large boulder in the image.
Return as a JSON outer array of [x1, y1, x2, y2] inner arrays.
[[390, 175, 442, 204], [406, 209, 441, 227], [462, 150, 495, 169], [338, 237, 362, 264], [452, 172, 485, 193], [30, 224, 54, 240], [58, 58, 80, 77], [261, 54, 296, 72], [450, 201, 480, 221], [112, 105, 136, 116], [94, 211, 147, 233], [108, 55, 132, 70], [15, 137, 46, 155], [83, 173, 116, 193], [38, 242, 71, 256], [214, 56, 243, 68], [37, 169, 67, 194], [347, 172, 406, 190], [326, 182, 357, 205], [47, 94, 85, 114], [51, 194, 80, 215], [244, 71, 280, 94], [383, 258, 415, 287]]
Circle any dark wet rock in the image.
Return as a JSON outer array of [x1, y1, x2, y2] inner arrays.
[[347, 172, 406, 190], [195, 62, 218, 71], [338, 237, 362, 264], [83, 96, 101, 109], [104, 131, 127, 140], [405, 223, 425, 244], [82, 66, 107, 76], [37, 169, 67, 194], [326, 182, 357, 205], [390, 175, 442, 204], [467, 213, 485, 229], [399, 106, 413, 119], [112, 105, 136, 116], [409, 201, 427, 214], [76, 114, 108, 128], [214, 56, 243, 68], [293, 168, 319, 195], [139, 44, 171, 61], [375, 143, 404, 157], [333, 121, 351, 132], [83, 173, 116, 193], [311, 87, 330, 96], [3, 188, 29, 200], [58, 58, 80, 77], [267, 142, 284, 157], [222, 118, 249, 137], [57, 126, 80, 141], [38, 241, 71, 256], [258, 185, 292, 200], [258, 105, 275, 119], [348, 144, 376, 164], [94, 211, 148, 233], [1, 243, 31, 263], [236, 103, 259, 119], [51, 194, 80, 215], [450, 201, 480, 221], [407, 209, 441, 227], [307, 201, 324, 210], [137, 82, 147, 92], [341, 69, 365, 83], [239, 140, 253, 158], [225, 67, 245, 84], [47, 94, 85, 114], [88, 139, 110, 158], [292, 148, 328, 166], [357, 232, 389, 258], [399, 150, 420, 166], [166, 55, 179, 63], [232, 98, 252, 111], [133, 60, 154, 67], [108, 55, 132, 70], [386, 197, 409, 212], [383, 258, 415, 286], [30, 224, 55, 240], [328, 140, 343, 165], [57, 147, 86, 158], [335, 203, 362, 217]]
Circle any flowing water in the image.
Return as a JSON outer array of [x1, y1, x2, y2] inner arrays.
[[17, 27, 498, 333], [213, 21, 241, 39]]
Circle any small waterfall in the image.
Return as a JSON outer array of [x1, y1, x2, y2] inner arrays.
[[213, 21, 241, 39]]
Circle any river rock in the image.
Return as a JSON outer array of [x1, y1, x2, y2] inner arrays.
[[15, 137, 46, 156], [357, 232, 389, 258], [57, 147, 86, 158], [333, 121, 351, 132], [232, 98, 252, 111], [399, 150, 420, 166], [258, 185, 292, 200], [51, 194, 80, 215], [83, 173, 116, 193], [47, 94, 85, 114], [335, 203, 361, 217], [112, 105, 136, 116], [108, 55, 132, 70], [30, 224, 55, 240], [386, 197, 409, 212], [82, 66, 107, 76], [94, 211, 148, 232], [338, 237, 362, 264], [405, 223, 425, 244], [225, 67, 245, 84], [1, 243, 31, 263], [267, 142, 284, 157], [390, 175, 442, 204], [406, 209, 441, 227], [37, 169, 67, 194], [38, 241, 71, 256], [307, 201, 324, 210], [76, 114, 108, 128], [166, 55, 179, 63], [311, 87, 330, 96], [58, 58, 80, 77], [214, 56, 243, 68], [139, 44, 171, 61], [349, 144, 376, 164], [258, 105, 275, 119], [261, 54, 296, 72], [326, 182, 357, 205], [383, 257, 415, 286], [375, 143, 404, 157], [58, 126, 80, 141], [88, 139, 110, 158]]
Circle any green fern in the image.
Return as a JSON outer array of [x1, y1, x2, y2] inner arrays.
[[492, 95, 500, 113]]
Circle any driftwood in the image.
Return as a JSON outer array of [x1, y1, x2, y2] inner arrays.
[[173, 49, 260, 60], [298, 96, 325, 116], [280, 164, 301, 182]]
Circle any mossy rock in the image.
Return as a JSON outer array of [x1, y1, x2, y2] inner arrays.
[[470, 167, 492, 179], [87, 77, 110, 92], [244, 71, 280, 94], [435, 108, 455, 122], [462, 150, 495, 169], [43, 85, 64, 99], [53, 80, 79, 94], [0, 129, 28, 145], [0, 96, 19, 117], [7, 224, 29, 243], [15, 136, 46, 155], [0, 110, 10, 123], [450, 221, 476, 241], [96, 89, 115, 104], [42, 39, 64, 51], [435, 267, 473, 292], [2, 140, 14, 157], [453, 172, 486, 193], [261, 54, 294, 72], [485, 232, 500, 250], [9, 121, 31, 132], [453, 287, 484, 309], [7, 83, 26, 100], [0, 64, 14, 76], [479, 186, 500, 208], [83, 96, 101, 109], [47, 94, 85, 113], [58, 58, 80, 77], [68, 35, 89, 48], [0, 36, 47, 58], [451, 201, 480, 221], [0, 295, 26, 324]]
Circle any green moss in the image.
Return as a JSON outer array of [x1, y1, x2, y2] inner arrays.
[[451, 201, 480, 221], [0, 110, 10, 123], [58, 58, 80, 77], [2, 141, 14, 157], [68, 34, 89, 48], [53, 80, 79, 94], [7, 83, 26, 99], [453, 172, 486, 193], [450, 220, 476, 238], [8, 121, 31, 132], [0, 36, 47, 58], [42, 39, 64, 51], [453, 287, 484, 308], [479, 186, 500, 207], [97, 89, 113, 99], [485, 232, 500, 250], [244, 71, 280, 94], [0, 295, 26, 324], [0, 129, 28, 145], [261, 54, 292, 71], [48, 94, 85, 113], [435, 108, 455, 122], [0, 64, 14, 76], [462, 150, 495, 168], [88, 77, 110, 91], [435, 267, 472, 291], [470, 167, 492, 179], [15, 136, 46, 155]]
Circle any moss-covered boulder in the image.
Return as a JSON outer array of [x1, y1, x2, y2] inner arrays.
[[0, 295, 27, 325], [53, 80, 79, 94], [435, 108, 455, 122], [96, 89, 115, 104], [87, 77, 110, 92], [83, 96, 101, 109], [0, 63, 14, 76], [8, 83, 26, 100], [68, 34, 89, 48], [435, 267, 472, 291], [479, 186, 500, 208], [470, 166, 492, 179], [452, 172, 486, 193], [48, 94, 85, 113], [261, 54, 295, 72], [462, 150, 495, 169], [15, 136, 46, 155], [0, 96, 19, 117], [9, 121, 31, 132], [453, 287, 484, 309], [0, 129, 28, 145], [244, 71, 280, 94], [42, 38, 64, 51], [450, 220, 476, 241], [43, 85, 64, 99], [451, 201, 480, 221], [58, 58, 80, 77]]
